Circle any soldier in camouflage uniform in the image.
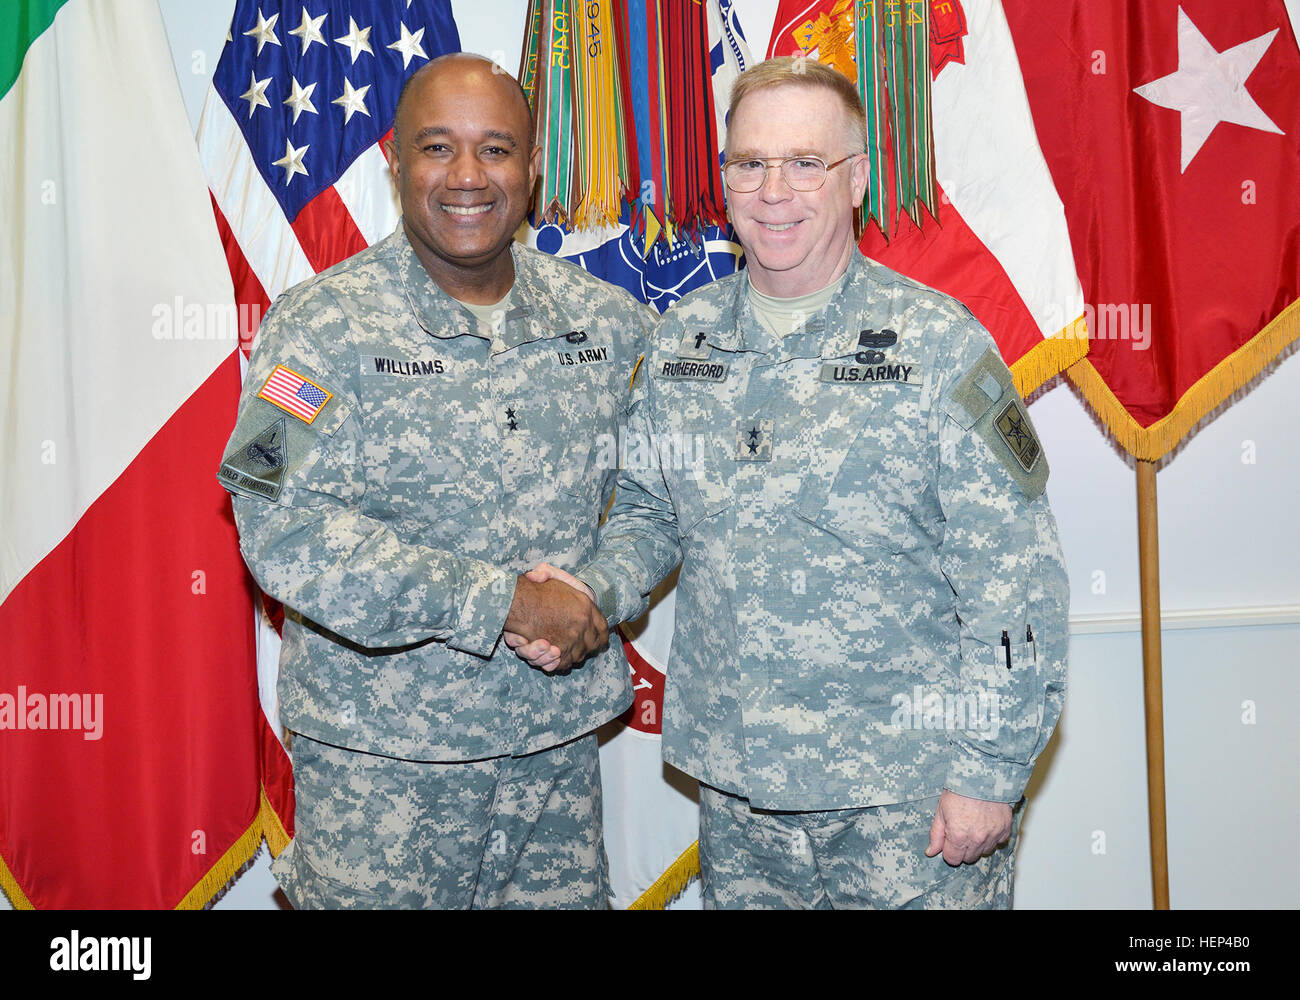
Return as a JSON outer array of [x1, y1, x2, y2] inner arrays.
[[519, 58, 1069, 908], [217, 55, 644, 908]]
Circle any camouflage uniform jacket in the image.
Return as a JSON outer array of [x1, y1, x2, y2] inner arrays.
[[218, 225, 644, 761], [578, 250, 1069, 810]]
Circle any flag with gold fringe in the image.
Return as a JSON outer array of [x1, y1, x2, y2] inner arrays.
[[1004, 0, 1300, 460], [0, 0, 262, 909]]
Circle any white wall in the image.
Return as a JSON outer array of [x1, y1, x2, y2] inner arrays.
[[151, 0, 1300, 911]]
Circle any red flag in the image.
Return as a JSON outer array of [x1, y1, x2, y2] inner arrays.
[[1004, 1, 1300, 459]]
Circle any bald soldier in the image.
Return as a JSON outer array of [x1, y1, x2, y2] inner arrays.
[[516, 58, 1069, 909], [217, 54, 643, 908]]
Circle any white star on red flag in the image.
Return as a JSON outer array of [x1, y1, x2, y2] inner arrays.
[[1133, 6, 1283, 172]]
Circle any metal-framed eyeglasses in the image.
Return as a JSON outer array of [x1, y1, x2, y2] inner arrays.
[[721, 154, 859, 193]]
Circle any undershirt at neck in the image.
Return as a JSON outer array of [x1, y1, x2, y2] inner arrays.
[[747, 271, 848, 338], [454, 287, 514, 338]]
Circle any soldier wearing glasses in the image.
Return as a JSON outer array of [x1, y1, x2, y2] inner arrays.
[[518, 56, 1069, 908]]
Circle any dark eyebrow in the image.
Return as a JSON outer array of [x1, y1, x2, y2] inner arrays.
[[410, 126, 519, 149], [412, 126, 450, 143]]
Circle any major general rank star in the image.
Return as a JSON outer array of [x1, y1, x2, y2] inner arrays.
[[736, 419, 773, 461]]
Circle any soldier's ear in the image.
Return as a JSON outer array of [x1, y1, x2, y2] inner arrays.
[[386, 138, 400, 184], [528, 144, 541, 188], [849, 152, 869, 207]]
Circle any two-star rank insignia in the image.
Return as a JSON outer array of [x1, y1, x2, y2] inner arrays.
[[505, 407, 519, 431], [735, 419, 773, 461]]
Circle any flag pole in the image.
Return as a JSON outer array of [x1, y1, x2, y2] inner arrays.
[[1136, 459, 1170, 909]]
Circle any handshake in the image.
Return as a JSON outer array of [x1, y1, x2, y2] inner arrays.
[[502, 563, 608, 673]]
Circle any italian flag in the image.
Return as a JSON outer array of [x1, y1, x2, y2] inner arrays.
[[0, 0, 263, 908]]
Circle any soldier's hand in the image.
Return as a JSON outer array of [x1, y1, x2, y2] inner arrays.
[[925, 789, 1013, 866], [505, 564, 600, 672], [503, 572, 607, 673], [503, 629, 559, 666], [524, 562, 596, 600]]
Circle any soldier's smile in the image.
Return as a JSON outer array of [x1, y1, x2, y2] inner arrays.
[[441, 202, 495, 217]]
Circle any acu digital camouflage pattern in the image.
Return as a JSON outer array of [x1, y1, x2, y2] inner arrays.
[[275, 733, 609, 909], [699, 786, 1019, 909], [219, 224, 651, 763], [579, 249, 1069, 811]]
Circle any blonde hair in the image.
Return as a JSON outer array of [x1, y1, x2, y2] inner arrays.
[[726, 57, 867, 156]]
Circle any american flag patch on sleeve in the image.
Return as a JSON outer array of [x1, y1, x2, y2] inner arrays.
[[257, 365, 332, 424]]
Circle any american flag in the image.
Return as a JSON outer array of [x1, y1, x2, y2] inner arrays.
[[258, 365, 332, 423], [201, 1, 460, 360], [198, 0, 463, 850]]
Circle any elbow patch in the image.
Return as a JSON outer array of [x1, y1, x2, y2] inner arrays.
[[945, 348, 1048, 503]]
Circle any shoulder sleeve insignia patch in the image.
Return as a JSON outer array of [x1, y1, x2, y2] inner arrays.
[[995, 400, 1042, 474], [946, 348, 1048, 502], [219, 418, 288, 500]]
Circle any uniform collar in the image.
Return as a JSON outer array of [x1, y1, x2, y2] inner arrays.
[[713, 248, 876, 361], [819, 250, 889, 360], [393, 222, 548, 352]]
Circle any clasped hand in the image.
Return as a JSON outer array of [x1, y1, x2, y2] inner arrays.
[[502, 563, 605, 672]]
